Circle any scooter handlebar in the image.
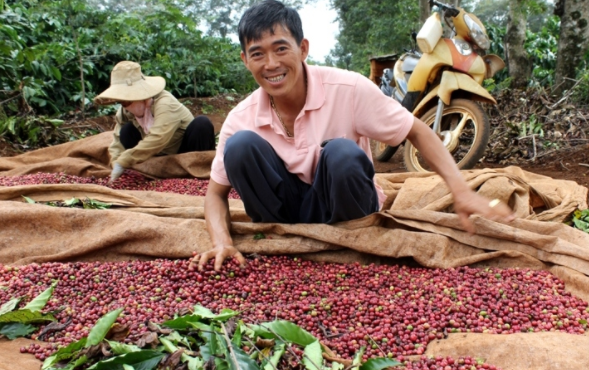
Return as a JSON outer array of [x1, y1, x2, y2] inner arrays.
[[429, 0, 460, 17]]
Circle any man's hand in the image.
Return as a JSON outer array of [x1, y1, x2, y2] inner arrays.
[[191, 179, 240, 272], [189, 245, 246, 271], [110, 163, 125, 182], [453, 192, 516, 234], [405, 117, 515, 233]]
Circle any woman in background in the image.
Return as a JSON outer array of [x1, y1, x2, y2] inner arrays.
[[94, 61, 216, 182]]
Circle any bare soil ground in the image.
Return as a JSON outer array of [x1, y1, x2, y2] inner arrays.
[[373, 142, 589, 189], [2, 90, 589, 190]]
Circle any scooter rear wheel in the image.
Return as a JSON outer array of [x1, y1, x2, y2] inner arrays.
[[403, 98, 490, 172]]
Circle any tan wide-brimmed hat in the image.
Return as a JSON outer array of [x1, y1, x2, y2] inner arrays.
[[94, 61, 166, 105]]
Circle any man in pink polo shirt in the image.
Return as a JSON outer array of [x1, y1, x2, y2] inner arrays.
[[190, 0, 514, 271]]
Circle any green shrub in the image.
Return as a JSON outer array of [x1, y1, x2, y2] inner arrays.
[[0, 0, 254, 119]]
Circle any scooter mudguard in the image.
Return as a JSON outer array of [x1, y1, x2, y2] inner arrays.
[[412, 71, 496, 117], [484, 54, 505, 79], [401, 91, 421, 112]]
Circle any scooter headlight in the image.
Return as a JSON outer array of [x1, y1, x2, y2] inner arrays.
[[464, 14, 490, 50]]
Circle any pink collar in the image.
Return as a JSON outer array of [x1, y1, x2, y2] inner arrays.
[[254, 63, 325, 129]]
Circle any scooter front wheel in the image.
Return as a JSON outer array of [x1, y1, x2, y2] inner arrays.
[[403, 99, 490, 172]]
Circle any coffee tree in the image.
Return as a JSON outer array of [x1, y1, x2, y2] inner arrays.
[[0, 0, 255, 142]]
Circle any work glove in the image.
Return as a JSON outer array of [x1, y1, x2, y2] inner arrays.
[[110, 163, 125, 183]]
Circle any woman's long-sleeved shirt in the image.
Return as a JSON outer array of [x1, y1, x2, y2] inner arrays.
[[108, 90, 195, 168]]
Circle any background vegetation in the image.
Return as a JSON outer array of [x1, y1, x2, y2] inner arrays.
[[326, 0, 559, 78], [0, 0, 257, 115], [2, 0, 589, 148]]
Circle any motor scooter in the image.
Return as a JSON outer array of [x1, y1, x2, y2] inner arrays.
[[373, 0, 505, 172]]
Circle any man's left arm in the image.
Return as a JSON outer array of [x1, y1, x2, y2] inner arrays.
[[406, 117, 515, 233]]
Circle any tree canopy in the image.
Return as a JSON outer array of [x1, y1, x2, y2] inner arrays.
[[1, 0, 589, 125], [461, 0, 553, 31], [328, 0, 420, 74]]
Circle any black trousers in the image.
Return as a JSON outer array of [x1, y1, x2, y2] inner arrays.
[[120, 115, 216, 152], [224, 130, 379, 224]]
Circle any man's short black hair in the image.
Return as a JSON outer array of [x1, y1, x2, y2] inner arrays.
[[238, 0, 304, 53]]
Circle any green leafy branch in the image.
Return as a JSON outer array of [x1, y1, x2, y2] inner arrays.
[[37, 304, 401, 370], [570, 209, 589, 233], [0, 282, 58, 340], [22, 196, 111, 210]]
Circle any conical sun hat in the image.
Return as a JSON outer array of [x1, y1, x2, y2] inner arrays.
[[94, 61, 166, 105]]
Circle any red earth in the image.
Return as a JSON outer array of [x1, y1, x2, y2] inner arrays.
[[372, 141, 589, 190]]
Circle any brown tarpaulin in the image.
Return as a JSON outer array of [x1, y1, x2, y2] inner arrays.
[[1, 135, 589, 369], [0, 131, 215, 179]]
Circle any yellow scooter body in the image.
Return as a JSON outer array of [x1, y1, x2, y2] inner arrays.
[[372, 2, 505, 169], [398, 8, 504, 116]]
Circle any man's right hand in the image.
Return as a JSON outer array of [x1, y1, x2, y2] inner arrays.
[[189, 245, 246, 271], [195, 179, 242, 271]]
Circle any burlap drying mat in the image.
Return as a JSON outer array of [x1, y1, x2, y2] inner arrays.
[[0, 131, 215, 179], [1, 141, 589, 369]]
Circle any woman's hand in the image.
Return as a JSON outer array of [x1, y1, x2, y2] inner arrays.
[[109, 163, 125, 182]]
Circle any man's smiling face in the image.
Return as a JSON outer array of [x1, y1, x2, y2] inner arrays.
[[240, 25, 309, 100]]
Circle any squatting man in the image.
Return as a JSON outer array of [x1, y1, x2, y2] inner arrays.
[[189, 0, 514, 271]]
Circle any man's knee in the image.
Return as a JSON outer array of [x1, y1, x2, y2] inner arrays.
[[321, 138, 373, 177], [225, 131, 265, 156], [224, 131, 269, 172]]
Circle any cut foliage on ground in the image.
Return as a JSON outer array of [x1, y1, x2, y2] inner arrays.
[[485, 87, 589, 165]]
